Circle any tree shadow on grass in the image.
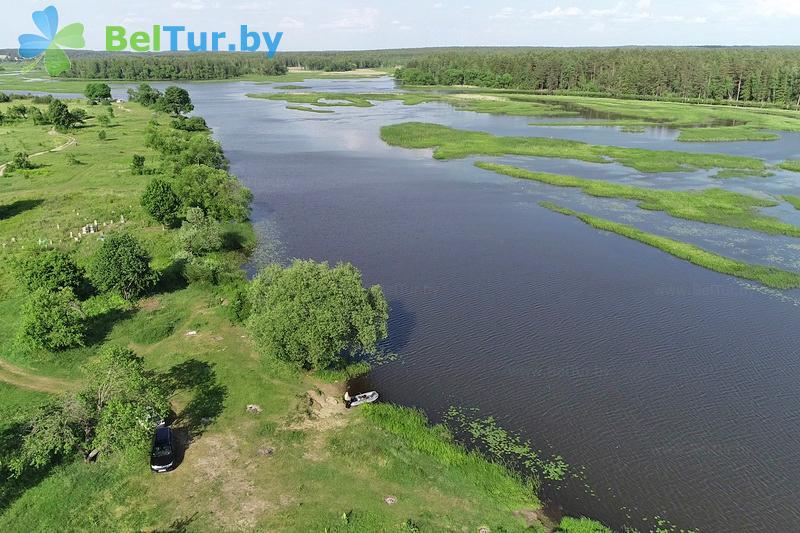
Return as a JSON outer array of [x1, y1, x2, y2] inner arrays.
[[153, 512, 199, 533], [84, 307, 135, 346], [162, 359, 228, 444], [152, 259, 188, 295], [0, 421, 57, 515], [0, 199, 44, 221]]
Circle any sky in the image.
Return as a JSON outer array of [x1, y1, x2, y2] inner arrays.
[[3, 0, 799, 51]]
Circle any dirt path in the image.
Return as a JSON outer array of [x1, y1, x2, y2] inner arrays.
[[0, 134, 76, 177], [0, 359, 78, 394]]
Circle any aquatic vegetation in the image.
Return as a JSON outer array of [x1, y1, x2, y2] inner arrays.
[[274, 84, 310, 89], [676, 126, 779, 142], [539, 201, 800, 289], [779, 160, 800, 172], [444, 406, 569, 482], [783, 195, 800, 210], [477, 162, 799, 237], [285, 105, 334, 113], [380, 122, 767, 174], [249, 91, 572, 116]]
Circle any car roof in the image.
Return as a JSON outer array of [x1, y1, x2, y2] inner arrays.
[[155, 426, 171, 440]]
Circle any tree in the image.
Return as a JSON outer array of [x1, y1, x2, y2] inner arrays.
[[19, 288, 86, 350], [174, 164, 251, 222], [48, 99, 79, 132], [97, 114, 111, 128], [98, 129, 107, 141], [88, 233, 158, 299], [157, 86, 194, 116], [84, 82, 112, 104], [140, 178, 181, 226], [131, 154, 146, 175], [127, 83, 162, 107], [10, 151, 33, 170], [178, 207, 223, 255], [247, 260, 389, 370], [14, 249, 84, 292]]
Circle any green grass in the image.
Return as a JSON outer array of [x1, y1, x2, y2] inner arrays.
[[783, 195, 800, 210], [285, 105, 335, 113], [557, 516, 613, 533], [779, 160, 800, 173], [539, 201, 800, 289], [476, 162, 800, 237], [676, 126, 779, 142], [380, 122, 767, 175]]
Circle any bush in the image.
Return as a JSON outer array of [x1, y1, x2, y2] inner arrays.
[[130, 154, 146, 175], [14, 249, 85, 292], [88, 233, 158, 300], [178, 207, 223, 255], [247, 260, 389, 370], [183, 256, 224, 285], [174, 164, 251, 222], [172, 116, 208, 131], [11, 152, 33, 170], [19, 287, 86, 350], [140, 178, 181, 226], [98, 129, 107, 141]]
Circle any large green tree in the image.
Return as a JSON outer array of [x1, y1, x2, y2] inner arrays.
[[19, 287, 86, 350], [84, 82, 112, 104], [88, 233, 158, 299], [157, 86, 194, 115], [140, 178, 181, 226], [174, 164, 252, 222], [14, 249, 84, 292], [247, 260, 389, 370]]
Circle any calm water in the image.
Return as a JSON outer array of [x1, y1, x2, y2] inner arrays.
[[168, 78, 800, 532]]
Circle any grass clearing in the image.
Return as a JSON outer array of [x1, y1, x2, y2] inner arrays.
[[476, 162, 800, 237], [676, 126, 779, 142], [539, 201, 800, 289], [381, 122, 768, 174], [285, 105, 335, 113]]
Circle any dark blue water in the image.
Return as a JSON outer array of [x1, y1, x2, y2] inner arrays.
[[163, 78, 800, 532]]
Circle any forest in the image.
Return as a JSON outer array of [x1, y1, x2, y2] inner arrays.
[[394, 47, 800, 106]]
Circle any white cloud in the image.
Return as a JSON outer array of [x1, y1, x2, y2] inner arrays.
[[325, 8, 379, 30], [279, 17, 305, 29], [171, 0, 206, 10], [530, 6, 584, 20], [433, 2, 443, 7], [754, 0, 800, 16], [491, 7, 515, 19]]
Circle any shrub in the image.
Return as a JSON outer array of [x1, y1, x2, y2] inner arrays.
[[174, 164, 251, 222], [247, 260, 389, 370], [98, 129, 107, 141], [88, 233, 158, 300], [183, 256, 224, 285], [130, 154, 146, 175], [14, 249, 85, 292], [140, 178, 181, 226], [19, 287, 86, 350], [178, 207, 223, 255]]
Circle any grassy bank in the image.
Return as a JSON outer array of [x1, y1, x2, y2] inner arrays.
[[475, 162, 800, 237], [380, 122, 767, 175], [676, 126, 779, 142], [0, 96, 609, 531], [539, 202, 800, 289]]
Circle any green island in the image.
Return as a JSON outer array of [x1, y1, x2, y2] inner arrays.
[[473, 162, 800, 237], [0, 85, 605, 532], [538, 202, 800, 289], [379, 122, 767, 174], [779, 160, 800, 173]]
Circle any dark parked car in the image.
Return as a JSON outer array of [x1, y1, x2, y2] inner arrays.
[[150, 426, 176, 473]]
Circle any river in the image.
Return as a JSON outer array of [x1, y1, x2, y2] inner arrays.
[[168, 77, 800, 532]]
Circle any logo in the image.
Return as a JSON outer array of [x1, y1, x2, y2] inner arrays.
[[18, 6, 85, 76], [106, 26, 283, 57]]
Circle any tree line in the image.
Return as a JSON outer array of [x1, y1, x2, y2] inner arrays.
[[394, 48, 800, 107]]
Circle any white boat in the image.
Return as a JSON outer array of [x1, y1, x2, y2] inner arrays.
[[347, 391, 379, 408]]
